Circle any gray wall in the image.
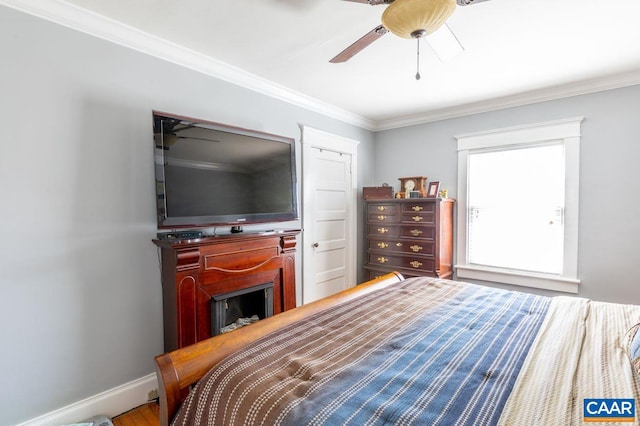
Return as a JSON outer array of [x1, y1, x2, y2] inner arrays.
[[5, 3, 638, 424], [375, 85, 640, 304], [0, 6, 374, 425]]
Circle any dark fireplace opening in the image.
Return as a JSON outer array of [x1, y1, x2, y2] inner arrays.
[[211, 282, 274, 335]]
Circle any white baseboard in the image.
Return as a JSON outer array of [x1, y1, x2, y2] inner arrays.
[[17, 373, 158, 426]]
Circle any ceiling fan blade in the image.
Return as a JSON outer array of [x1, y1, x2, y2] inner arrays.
[[330, 25, 388, 63], [426, 23, 464, 62], [342, 0, 488, 6], [456, 0, 491, 5], [342, 0, 393, 4]]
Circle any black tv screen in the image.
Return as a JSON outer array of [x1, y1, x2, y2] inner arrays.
[[153, 111, 298, 229]]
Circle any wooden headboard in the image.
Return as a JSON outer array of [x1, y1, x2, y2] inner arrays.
[[154, 271, 404, 425]]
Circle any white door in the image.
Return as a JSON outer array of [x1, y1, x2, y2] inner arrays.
[[302, 127, 358, 304]]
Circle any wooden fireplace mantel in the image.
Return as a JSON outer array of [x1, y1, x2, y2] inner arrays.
[[153, 230, 300, 352]]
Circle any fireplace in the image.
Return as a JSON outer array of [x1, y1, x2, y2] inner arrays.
[[211, 282, 274, 335], [154, 231, 299, 351]]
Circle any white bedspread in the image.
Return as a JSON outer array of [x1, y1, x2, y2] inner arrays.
[[499, 296, 640, 425]]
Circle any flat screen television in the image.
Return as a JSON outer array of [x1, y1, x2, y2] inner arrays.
[[153, 111, 298, 230]]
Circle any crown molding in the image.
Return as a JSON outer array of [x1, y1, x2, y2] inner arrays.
[[3, 0, 640, 133], [374, 69, 640, 131], [0, 0, 376, 131]]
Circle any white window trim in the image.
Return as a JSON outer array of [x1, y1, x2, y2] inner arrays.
[[455, 117, 583, 294]]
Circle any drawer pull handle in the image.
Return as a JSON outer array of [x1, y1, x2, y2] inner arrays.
[[377, 227, 389, 234], [377, 215, 387, 220], [410, 229, 423, 236], [410, 261, 423, 268], [377, 242, 389, 249], [412, 216, 423, 222], [412, 206, 424, 212], [396, 242, 403, 247], [378, 257, 389, 264], [377, 206, 386, 211], [410, 245, 423, 252]]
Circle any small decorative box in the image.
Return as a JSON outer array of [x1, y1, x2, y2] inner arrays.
[[363, 186, 393, 200]]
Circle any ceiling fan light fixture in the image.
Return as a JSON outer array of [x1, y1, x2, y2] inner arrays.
[[381, 0, 457, 39]]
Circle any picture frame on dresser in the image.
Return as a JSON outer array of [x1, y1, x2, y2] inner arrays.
[[427, 181, 440, 198]]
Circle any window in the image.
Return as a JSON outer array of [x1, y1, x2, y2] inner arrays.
[[456, 118, 583, 293]]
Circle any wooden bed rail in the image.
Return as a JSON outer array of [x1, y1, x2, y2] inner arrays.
[[154, 271, 404, 426]]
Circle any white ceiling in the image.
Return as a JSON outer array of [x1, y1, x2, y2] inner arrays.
[[8, 0, 640, 130]]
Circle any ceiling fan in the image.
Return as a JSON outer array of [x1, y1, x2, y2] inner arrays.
[[154, 119, 220, 149], [331, 0, 491, 67]]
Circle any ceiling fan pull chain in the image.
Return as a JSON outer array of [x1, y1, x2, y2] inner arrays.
[[415, 38, 421, 80]]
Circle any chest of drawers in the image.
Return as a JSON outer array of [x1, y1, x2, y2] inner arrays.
[[364, 198, 454, 280]]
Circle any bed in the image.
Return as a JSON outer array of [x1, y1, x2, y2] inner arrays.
[[155, 272, 640, 425]]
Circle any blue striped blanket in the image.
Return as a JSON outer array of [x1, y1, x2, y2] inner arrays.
[[172, 277, 550, 425]]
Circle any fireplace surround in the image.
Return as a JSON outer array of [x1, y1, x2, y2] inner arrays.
[[154, 230, 299, 352]]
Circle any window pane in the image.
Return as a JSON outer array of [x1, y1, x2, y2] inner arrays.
[[468, 144, 564, 274]]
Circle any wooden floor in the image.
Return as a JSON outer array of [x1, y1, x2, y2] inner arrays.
[[112, 402, 159, 426]]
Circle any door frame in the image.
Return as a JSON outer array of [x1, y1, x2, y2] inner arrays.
[[301, 126, 359, 304]]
